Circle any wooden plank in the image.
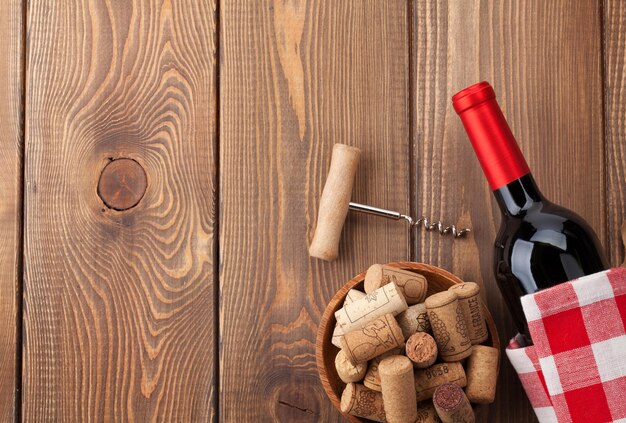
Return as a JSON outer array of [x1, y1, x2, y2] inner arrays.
[[220, 0, 409, 420], [604, 0, 626, 267], [411, 1, 605, 421], [23, 1, 217, 420], [0, 0, 23, 420]]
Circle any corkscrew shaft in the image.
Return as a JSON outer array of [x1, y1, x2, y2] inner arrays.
[[348, 203, 403, 220], [348, 202, 471, 238]]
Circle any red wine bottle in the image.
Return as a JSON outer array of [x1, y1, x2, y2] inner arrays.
[[452, 81, 609, 337]]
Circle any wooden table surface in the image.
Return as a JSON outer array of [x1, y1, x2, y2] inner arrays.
[[0, 0, 624, 421]]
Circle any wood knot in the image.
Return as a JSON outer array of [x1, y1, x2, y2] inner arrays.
[[98, 158, 147, 211]]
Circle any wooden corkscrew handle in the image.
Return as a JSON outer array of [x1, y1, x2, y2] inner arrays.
[[309, 144, 361, 261]]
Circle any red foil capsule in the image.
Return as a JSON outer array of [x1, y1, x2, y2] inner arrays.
[[452, 81, 530, 190]]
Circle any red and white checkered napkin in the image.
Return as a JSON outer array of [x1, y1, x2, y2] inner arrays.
[[506, 268, 626, 423]]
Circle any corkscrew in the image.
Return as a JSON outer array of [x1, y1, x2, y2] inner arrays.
[[348, 203, 471, 238], [309, 144, 472, 261]]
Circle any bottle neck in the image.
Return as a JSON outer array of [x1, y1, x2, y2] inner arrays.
[[493, 173, 544, 216], [452, 81, 530, 191]]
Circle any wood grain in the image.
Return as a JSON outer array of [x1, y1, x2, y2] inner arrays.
[[14, 1, 621, 420], [23, 1, 217, 421], [604, 0, 626, 267], [0, 0, 23, 420], [412, 1, 604, 421], [220, 1, 409, 421]]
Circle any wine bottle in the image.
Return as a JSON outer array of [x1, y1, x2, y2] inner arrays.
[[452, 81, 609, 337]]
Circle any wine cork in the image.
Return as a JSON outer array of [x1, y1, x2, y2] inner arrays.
[[425, 292, 472, 362], [342, 313, 405, 364], [465, 345, 500, 404], [363, 348, 402, 392], [416, 401, 442, 423], [331, 325, 344, 348], [345, 288, 367, 305], [414, 362, 467, 402], [405, 332, 438, 369], [448, 282, 488, 345], [379, 355, 418, 423], [309, 144, 361, 261], [433, 383, 475, 423], [396, 302, 431, 339], [332, 289, 368, 347], [340, 383, 386, 422], [335, 349, 367, 383], [365, 264, 428, 305], [335, 282, 408, 336]]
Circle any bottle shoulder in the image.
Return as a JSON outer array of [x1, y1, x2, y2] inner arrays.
[[494, 200, 607, 268], [497, 201, 593, 236]]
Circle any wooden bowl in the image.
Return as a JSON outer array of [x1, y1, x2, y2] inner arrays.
[[315, 262, 501, 422]]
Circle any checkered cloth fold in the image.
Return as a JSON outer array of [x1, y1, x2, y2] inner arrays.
[[506, 268, 626, 423]]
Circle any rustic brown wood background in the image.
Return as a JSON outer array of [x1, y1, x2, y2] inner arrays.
[[0, 0, 622, 421]]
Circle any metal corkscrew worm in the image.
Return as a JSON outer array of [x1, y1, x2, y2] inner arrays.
[[348, 203, 471, 238]]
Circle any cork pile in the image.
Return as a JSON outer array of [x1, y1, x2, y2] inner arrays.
[[333, 264, 500, 423]]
